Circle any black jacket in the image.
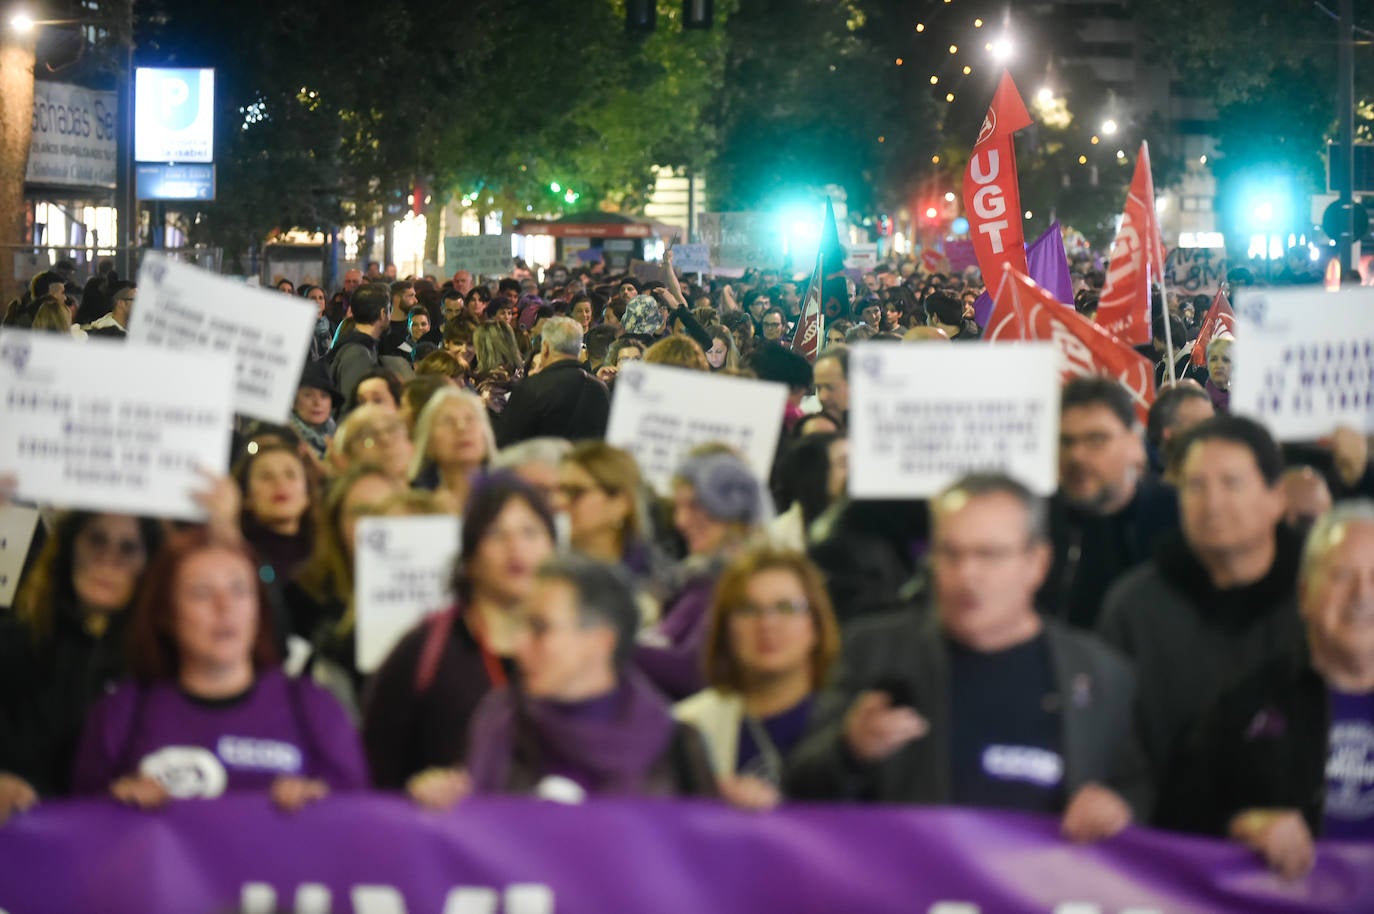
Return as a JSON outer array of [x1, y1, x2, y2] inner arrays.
[[496, 358, 610, 448], [1040, 481, 1179, 630], [1162, 657, 1331, 837], [328, 330, 379, 413], [787, 611, 1152, 820], [1097, 526, 1306, 818]]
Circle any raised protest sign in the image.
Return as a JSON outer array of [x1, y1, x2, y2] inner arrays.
[[846, 242, 879, 273], [1, 795, 1371, 914], [133, 253, 318, 424], [1231, 287, 1374, 440], [0, 505, 40, 608], [354, 515, 461, 672], [672, 243, 711, 274], [628, 259, 665, 284], [848, 343, 1060, 498], [1165, 246, 1228, 294], [606, 362, 787, 494], [0, 334, 233, 520], [443, 235, 513, 277], [698, 212, 780, 274]]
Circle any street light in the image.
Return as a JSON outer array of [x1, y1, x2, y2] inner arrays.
[[10, 12, 33, 32], [990, 36, 1013, 61], [1101, 118, 1119, 136]]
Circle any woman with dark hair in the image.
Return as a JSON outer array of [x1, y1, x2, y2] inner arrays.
[[410, 556, 717, 808], [362, 473, 557, 789], [677, 548, 841, 798], [770, 432, 849, 547], [704, 325, 740, 372], [0, 513, 164, 797], [69, 531, 367, 809], [233, 441, 316, 604], [348, 368, 404, 415]]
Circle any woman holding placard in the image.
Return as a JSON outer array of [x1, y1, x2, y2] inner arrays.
[[635, 451, 768, 701], [70, 531, 368, 809], [1, 512, 164, 798], [363, 474, 556, 790]]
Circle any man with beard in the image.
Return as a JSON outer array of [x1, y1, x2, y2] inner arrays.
[[1040, 378, 1178, 630]]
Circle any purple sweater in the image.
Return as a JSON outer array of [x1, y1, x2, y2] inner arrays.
[[71, 668, 369, 798]]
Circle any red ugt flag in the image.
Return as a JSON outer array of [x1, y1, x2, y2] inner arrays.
[[963, 71, 1034, 289], [790, 256, 824, 362], [987, 265, 1157, 424], [1190, 288, 1235, 368], [1096, 142, 1166, 346]]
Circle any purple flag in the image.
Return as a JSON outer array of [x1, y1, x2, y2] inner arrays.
[[1, 795, 1371, 914], [973, 221, 1073, 327]]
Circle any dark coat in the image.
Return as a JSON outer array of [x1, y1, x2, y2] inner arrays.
[[1160, 657, 1331, 837], [496, 358, 610, 448], [786, 610, 1152, 819]]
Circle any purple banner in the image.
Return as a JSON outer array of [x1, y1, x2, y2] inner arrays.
[[1, 795, 1371, 914], [973, 221, 1074, 327]]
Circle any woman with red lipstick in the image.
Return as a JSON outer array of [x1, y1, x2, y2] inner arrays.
[[234, 443, 315, 591], [362, 473, 556, 789]]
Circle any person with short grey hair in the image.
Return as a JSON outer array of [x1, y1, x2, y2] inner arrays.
[[789, 471, 1149, 844], [496, 317, 610, 448], [1166, 500, 1374, 877], [491, 437, 573, 502]]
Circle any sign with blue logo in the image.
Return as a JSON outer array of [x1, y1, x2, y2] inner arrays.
[[136, 163, 215, 201], [134, 68, 215, 163]]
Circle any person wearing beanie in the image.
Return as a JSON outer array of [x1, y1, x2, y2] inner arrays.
[[636, 451, 769, 700], [291, 361, 343, 462], [621, 293, 667, 345]]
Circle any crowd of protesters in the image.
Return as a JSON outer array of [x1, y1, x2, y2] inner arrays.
[[0, 243, 1371, 885]]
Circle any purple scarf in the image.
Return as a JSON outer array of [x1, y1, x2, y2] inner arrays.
[[466, 671, 676, 797], [1206, 378, 1230, 413]]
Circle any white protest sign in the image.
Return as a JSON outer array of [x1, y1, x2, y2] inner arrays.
[[354, 515, 461, 673], [606, 362, 788, 494], [1231, 287, 1374, 440], [846, 243, 879, 273], [0, 333, 234, 520], [133, 253, 317, 424], [848, 342, 1061, 498], [672, 243, 711, 274], [443, 235, 513, 277], [0, 505, 40, 607]]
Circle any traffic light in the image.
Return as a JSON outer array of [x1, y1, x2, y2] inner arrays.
[[626, 0, 656, 32], [683, 0, 714, 29]]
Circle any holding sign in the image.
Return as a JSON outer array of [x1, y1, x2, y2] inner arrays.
[[354, 515, 461, 672], [848, 343, 1060, 498], [1231, 288, 1374, 440], [133, 253, 317, 423], [606, 363, 787, 494], [443, 235, 513, 277], [0, 334, 233, 520]]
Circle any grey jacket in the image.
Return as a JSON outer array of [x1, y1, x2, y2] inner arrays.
[[786, 609, 1152, 820]]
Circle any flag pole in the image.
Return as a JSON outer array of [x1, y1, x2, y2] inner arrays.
[[1144, 142, 1179, 386]]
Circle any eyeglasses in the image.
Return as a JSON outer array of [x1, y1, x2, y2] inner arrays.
[[352, 422, 406, 452], [763, 320, 784, 329], [76, 530, 145, 565], [731, 600, 810, 620], [557, 483, 603, 503]]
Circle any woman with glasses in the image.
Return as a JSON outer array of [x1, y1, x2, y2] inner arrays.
[[70, 531, 367, 810], [675, 548, 840, 803], [408, 388, 495, 512], [0, 513, 164, 800], [330, 404, 414, 483]]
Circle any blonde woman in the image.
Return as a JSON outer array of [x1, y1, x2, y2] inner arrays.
[[409, 387, 496, 512]]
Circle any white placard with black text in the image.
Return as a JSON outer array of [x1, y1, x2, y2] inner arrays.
[[354, 515, 462, 673], [1231, 288, 1374, 440], [133, 252, 318, 424], [0, 333, 234, 520], [848, 342, 1061, 498], [606, 362, 788, 495], [443, 235, 514, 277]]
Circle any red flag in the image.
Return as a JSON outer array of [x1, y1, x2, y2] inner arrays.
[[988, 265, 1156, 424], [790, 258, 824, 362], [963, 71, 1033, 289], [1189, 288, 1234, 368], [1096, 143, 1165, 346]]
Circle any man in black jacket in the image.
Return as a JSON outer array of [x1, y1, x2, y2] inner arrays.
[[789, 473, 1149, 841], [329, 283, 388, 414], [497, 317, 609, 448], [1167, 501, 1374, 878]]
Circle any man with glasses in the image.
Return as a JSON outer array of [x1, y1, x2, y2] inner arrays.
[[759, 307, 788, 345], [85, 282, 136, 339], [1041, 378, 1178, 631], [788, 472, 1148, 843]]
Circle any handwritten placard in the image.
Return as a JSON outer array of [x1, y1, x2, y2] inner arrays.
[[672, 244, 711, 274], [134, 253, 317, 423], [1231, 288, 1374, 440], [848, 342, 1061, 497], [443, 235, 513, 277], [0, 333, 234, 520], [606, 362, 787, 494], [354, 515, 462, 672]]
